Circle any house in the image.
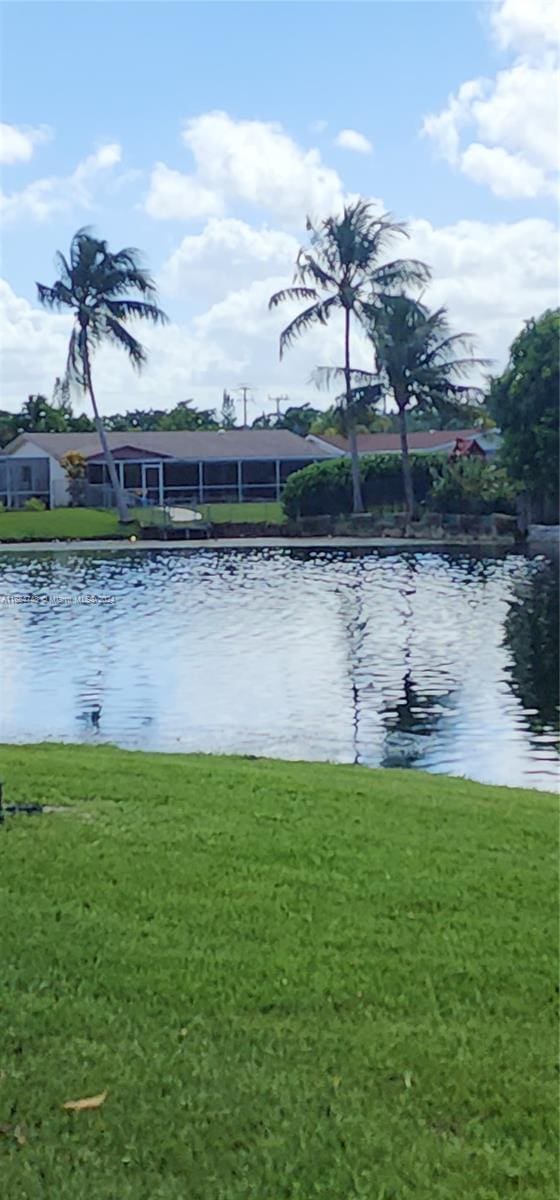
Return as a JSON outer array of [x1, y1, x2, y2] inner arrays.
[[0, 429, 331, 510], [306, 428, 502, 458]]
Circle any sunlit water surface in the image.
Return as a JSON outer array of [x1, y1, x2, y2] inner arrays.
[[0, 547, 557, 790]]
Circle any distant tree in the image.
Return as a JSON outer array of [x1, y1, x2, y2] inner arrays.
[[104, 409, 169, 432], [19, 394, 68, 432], [0, 411, 18, 447], [252, 412, 276, 429], [383, 403, 494, 433], [277, 404, 323, 436], [489, 309, 559, 512], [160, 400, 220, 431], [269, 200, 430, 513], [221, 390, 237, 429], [365, 296, 488, 521], [37, 227, 168, 522], [309, 401, 393, 438], [52, 375, 73, 416]]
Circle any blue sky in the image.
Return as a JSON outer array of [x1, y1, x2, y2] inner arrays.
[[1, 0, 557, 415]]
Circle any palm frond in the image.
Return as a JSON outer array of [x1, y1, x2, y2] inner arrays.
[[104, 317, 147, 369], [36, 281, 75, 311], [103, 298, 169, 325], [278, 296, 339, 358], [268, 286, 317, 311], [311, 365, 377, 391], [53, 252, 72, 289], [65, 327, 88, 389], [369, 258, 431, 293], [293, 253, 338, 291]]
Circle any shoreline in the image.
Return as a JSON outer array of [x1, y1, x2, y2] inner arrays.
[[0, 534, 518, 552]]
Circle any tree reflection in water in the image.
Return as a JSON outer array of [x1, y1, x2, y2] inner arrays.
[[504, 560, 559, 747], [381, 669, 458, 768]]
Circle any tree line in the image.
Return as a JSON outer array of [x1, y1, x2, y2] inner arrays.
[[3, 210, 556, 524]]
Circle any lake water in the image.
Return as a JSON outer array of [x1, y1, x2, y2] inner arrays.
[[0, 546, 557, 791]]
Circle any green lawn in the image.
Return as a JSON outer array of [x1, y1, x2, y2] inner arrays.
[[0, 744, 557, 1199], [199, 501, 285, 524], [0, 502, 285, 541], [0, 508, 127, 542]]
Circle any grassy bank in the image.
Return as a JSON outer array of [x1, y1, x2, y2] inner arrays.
[[0, 503, 285, 542], [199, 501, 285, 524], [0, 744, 557, 1199], [0, 508, 127, 542]]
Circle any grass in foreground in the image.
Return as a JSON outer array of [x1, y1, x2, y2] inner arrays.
[[0, 744, 557, 1200]]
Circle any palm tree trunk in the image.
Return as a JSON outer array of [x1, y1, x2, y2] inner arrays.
[[397, 401, 415, 525], [344, 307, 364, 514], [82, 339, 131, 524]]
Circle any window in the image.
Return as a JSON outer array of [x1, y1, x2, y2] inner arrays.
[[87, 463, 106, 485], [163, 461, 198, 488], [203, 461, 237, 488], [280, 459, 314, 482], [242, 460, 276, 485], [123, 463, 141, 489]]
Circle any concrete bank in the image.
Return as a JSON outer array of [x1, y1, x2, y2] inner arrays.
[[0, 535, 516, 553]]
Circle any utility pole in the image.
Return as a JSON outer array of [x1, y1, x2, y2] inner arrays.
[[268, 394, 289, 420], [237, 383, 253, 428]]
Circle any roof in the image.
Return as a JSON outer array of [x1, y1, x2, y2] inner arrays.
[[2, 429, 330, 462], [311, 430, 487, 454]]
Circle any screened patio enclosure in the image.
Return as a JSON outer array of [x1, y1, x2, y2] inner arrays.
[[0, 457, 50, 509], [86, 456, 315, 506]]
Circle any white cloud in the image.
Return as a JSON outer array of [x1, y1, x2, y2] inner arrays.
[[160, 218, 298, 300], [183, 112, 345, 221], [145, 111, 345, 224], [334, 129, 373, 155], [144, 163, 224, 221], [0, 142, 123, 223], [460, 143, 549, 198], [407, 215, 558, 373], [491, 0, 559, 52], [422, 0, 559, 198], [0, 122, 52, 165]]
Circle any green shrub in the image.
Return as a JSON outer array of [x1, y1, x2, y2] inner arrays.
[[429, 458, 517, 515], [282, 454, 440, 518], [23, 497, 47, 512]]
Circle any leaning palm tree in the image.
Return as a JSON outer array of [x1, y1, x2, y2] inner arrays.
[[269, 201, 430, 513], [37, 228, 168, 522], [366, 296, 490, 522]]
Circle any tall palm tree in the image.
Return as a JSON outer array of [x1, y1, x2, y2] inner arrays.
[[366, 295, 490, 522], [269, 201, 430, 513], [37, 228, 168, 522]]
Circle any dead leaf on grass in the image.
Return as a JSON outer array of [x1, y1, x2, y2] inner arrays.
[[63, 1090, 108, 1112], [0, 1122, 26, 1145]]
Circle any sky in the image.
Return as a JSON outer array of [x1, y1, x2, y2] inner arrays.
[[0, 0, 558, 420]]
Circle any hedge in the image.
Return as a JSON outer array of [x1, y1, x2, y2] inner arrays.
[[282, 454, 440, 518]]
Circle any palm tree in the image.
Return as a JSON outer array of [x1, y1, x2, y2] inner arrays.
[[366, 296, 490, 523], [37, 228, 168, 522], [269, 201, 429, 513]]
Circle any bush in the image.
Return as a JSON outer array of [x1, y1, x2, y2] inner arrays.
[[23, 497, 47, 512], [429, 458, 517, 516], [282, 454, 440, 518], [61, 451, 87, 507]]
